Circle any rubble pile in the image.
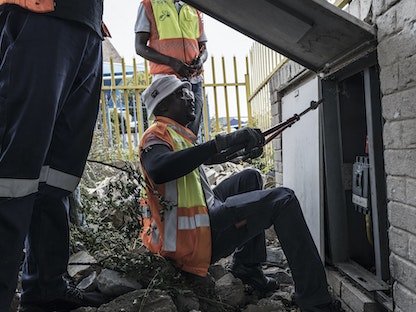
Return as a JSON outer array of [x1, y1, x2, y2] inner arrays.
[[14, 161, 302, 312]]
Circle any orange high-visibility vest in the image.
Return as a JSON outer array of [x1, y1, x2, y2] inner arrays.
[[142, 0, 203, 77], [0, 0, 54, 12], [139, 116, 211, 277]]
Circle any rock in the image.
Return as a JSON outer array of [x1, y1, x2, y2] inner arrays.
[[68, 250, 97, 278], [72, 307, 97, 312], [174, 292, 200, 312], [265, 226, 278, 243], [242, 297, 286, 311], [97, 269, 142, 297], [204, 167, 217, 185], [77, 271, 98, 292], [215, 273, 246, 307], [263, 267, 294, 285], [266, 247, 287, 267], [208, 263, 228, 280], [97, 289, 177, 312], [270, 289, 294, 305]]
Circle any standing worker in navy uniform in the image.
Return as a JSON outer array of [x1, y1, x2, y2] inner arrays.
[[135, 0, 208, 136], [0, 0, 109, 310]]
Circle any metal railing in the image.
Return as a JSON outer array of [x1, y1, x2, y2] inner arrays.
[[92, 56, 253, 162]]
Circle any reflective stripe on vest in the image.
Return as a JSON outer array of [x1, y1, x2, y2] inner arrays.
[[39, 166, 80, 192], [0, 0, 55, 12], [163, 180, 178, 252], [0, 178, 38, 197], [178, 213, 210, 229]]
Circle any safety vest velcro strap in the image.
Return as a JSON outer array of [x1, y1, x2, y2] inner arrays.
[[0, 178, 38, 197], [39, 166, 80, 192], [178, 214, 210, 230]]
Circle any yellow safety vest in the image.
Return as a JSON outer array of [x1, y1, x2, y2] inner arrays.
[[139, 116, 211, 276], [0, 0, 54, 12], [142, 0, 202, 77]]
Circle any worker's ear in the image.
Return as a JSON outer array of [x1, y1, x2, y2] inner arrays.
[[159, 101, 169, 112], [153, 100, 169, 116]]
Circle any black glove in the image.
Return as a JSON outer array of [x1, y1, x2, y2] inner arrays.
[[189, 56, 203, 77], [241, 146, 264, 160], [169, 58, 194, 78], [204, 152, 229, 165], [215, 127, 264, 154]]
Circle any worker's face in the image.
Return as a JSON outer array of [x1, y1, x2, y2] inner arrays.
[[169, 87, 196, 126]]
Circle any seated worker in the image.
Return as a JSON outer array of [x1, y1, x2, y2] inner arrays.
[[139, 75, 334, 312]]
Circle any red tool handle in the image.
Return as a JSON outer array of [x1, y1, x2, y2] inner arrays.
[[262, 98, 324, 145]]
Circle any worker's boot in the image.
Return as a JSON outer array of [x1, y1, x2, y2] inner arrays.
[[19, 285, 109, 312], [230, 263, 279, 294]]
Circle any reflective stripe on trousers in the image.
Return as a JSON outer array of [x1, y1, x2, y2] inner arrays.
[[0, 166, 80, 198]]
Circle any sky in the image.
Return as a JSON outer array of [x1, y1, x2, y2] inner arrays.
[[103, 0, 254, 62]]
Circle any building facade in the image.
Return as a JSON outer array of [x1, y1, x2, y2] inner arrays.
[[268, 1, 416, 311]]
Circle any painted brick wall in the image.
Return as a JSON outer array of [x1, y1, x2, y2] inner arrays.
[[268, 0, 416, 310], [268, 62, 307, 186]]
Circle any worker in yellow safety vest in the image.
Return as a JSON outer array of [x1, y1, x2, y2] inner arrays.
[[139, 75, 336, 312], [135, 0, 208, 136]]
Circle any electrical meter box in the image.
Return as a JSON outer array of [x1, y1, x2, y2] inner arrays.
[[352, 156, 371, 214]]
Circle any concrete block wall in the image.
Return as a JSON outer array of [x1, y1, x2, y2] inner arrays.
[[345, 0, 416, 310], [269, 88, 283, 186], [372, 0, 416, 311], [326, 1, 416, 309]]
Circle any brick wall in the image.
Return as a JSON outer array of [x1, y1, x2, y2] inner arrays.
[[373, 0, 416, 311], [268, 1, 416, 309]]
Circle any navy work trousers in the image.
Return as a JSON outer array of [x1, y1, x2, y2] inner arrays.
[[209, 169, 331, 310], [0, 8, 102, 310]]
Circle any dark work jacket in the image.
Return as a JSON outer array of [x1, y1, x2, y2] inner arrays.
[[0, 0, 103, 37], [47, 0, 104, 37]]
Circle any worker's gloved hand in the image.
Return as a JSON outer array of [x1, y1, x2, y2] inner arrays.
[[204, 152, 228, 165], [215, 127, 264, 154], [169, 57, 194, 78], [189, 57, 203, 77], [205, 146, 263, 165], [240, 146, 264, 160]]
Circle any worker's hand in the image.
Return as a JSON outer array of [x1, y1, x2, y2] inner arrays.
[[215, 127, 264, 154], [169, 58, 194, 78], [239, 146, 264, 160], [205, 146, 263, 165], [204, 152, 228, 165], [189, 57, 203, 77]]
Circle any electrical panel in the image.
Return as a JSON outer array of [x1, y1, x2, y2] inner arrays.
[[352, 156, 371, 214]]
